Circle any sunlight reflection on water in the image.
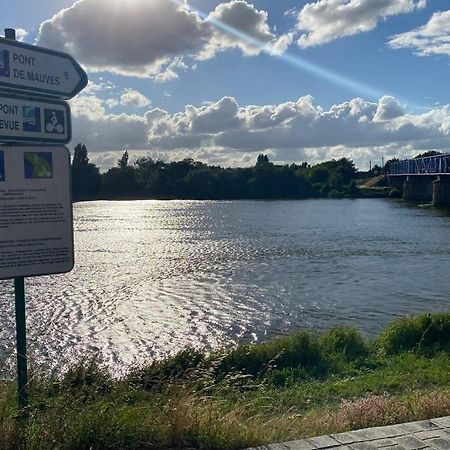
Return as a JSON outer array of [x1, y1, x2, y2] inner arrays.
[[1, 199, 449, 376]]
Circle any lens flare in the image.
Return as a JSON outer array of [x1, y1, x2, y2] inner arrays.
[[174, 0, 388, 101]]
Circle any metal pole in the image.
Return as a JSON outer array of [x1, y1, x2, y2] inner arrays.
[[14, 277, 29, 416], [4, 28, 16, 40], [5, 27, 29, 417]]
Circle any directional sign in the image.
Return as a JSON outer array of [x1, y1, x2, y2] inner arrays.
[[0, 146, 74, 279], [0, 37, 87, 99], [0, 93, 71, 144]]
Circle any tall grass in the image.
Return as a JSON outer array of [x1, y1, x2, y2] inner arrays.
[[1, 312, 450, 449]]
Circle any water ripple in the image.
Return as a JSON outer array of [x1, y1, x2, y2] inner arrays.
[[1, 199, 450, 376]]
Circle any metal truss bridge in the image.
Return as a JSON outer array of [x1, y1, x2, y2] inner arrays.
[[387, 154, 450, 176]]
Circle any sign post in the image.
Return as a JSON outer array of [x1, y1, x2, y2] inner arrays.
[[0, 27, 86, 420], [14, 276, 28, 415], [4, 27, 29, 420]]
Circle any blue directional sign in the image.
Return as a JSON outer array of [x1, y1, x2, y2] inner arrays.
[[0, 37, 87, 99]]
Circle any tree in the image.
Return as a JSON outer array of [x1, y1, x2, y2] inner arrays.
[[256, 154, 270, 166], [414, 150, 442, 159], [118, 151, 129, 168], [71, 144, 101, 201], [72, 143, 89, 167]]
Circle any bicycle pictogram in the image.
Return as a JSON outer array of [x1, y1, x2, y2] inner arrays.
[[44, 109, 65, 134]]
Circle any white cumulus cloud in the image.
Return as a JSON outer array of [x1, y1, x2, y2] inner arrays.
[[388, 9, 450, 57], [199, 0, 293, 59], [120, 89, 151, 108], [69, 93, 450, 171], [37, 0, 289, 80], [294, 0, 426, 48]]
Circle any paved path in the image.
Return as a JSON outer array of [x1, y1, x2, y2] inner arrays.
[[248, 416, 450, 450]]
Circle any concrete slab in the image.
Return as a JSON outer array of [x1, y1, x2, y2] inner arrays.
[[246, 417, 450, 450]]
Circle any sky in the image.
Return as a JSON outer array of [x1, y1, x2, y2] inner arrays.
[[2, 0, 450, 170]]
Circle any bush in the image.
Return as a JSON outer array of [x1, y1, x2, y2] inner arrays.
[[319, 327, 369, 362], [128, 349, 206, 390], [376, 312, 450, 355], [216, 332, 324, 378], [44, 360, 113, 400]]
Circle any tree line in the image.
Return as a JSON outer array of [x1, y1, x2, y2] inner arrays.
[[71, 143, 359, 201]]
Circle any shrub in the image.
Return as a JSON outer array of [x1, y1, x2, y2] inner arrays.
[[319, 327, 369, 362], [45, 360, 113, 400], [128, 349, 206, 390], [375, 312, 450, 355], [216, 332, 324, 378]]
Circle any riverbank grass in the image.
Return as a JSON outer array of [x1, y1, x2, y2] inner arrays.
[[1, 312, 450, 449]]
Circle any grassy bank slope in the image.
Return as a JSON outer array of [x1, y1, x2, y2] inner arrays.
[[1, 312, 450, 449]]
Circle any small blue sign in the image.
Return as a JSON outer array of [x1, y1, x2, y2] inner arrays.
[[0, 151, 4, 181], [0, 50, 10, 78], [23, 106, 41, 133]]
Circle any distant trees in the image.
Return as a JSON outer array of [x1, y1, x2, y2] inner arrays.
[[308, 158, 357, 197], [103, 151, 138, 196], [70, 145, 360, 201], [117, 151, 129, 168], [71, 144, 101, 201], [256, 154, 270, 166], [414, 150, 442, 159]]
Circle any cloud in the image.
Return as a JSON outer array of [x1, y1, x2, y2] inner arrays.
[[70, 95, 149, 150], [15, 28, 29, 42], [293, 0, 426, 48], [37, 0, 288, 80], [388, 9, 450, 56], [38, 0, 210, 78], [199, 0, 292, 59], [70, 93, 450, 171], [190, 97, 243, 133], [373, 96, 405, 121], [120, 89, 151, 108]]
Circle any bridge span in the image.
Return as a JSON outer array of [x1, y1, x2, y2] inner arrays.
[[387, 153, 450, 205]]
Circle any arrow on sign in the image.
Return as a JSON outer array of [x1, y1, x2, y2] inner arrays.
[[0, 37, 88, 99]]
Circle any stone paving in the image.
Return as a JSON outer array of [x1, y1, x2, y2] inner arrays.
[[248, 416, 450, 450]]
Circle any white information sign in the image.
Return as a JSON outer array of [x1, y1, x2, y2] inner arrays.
[[0, 146, 74, 279], [0, 93, 71, 144], [0, 37, 88, 99]]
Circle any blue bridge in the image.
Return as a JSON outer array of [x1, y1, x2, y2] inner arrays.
[[387, 154, 450, 176], [386, 153, 450, 204]]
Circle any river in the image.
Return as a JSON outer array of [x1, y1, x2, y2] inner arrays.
[[1, 199, 449, 375]]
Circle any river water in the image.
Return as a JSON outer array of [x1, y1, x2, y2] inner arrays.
[[1, 199, 449, 375]]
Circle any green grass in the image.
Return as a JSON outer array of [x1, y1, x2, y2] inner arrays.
[[1, 312, 450, 449]]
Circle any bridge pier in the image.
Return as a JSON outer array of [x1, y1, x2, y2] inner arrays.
[[387, 154, 450, 204], [433, 177, 443, 205], [388, 175, 450, 204], [402, 176, 413, 201], [433, 176, 450, 205], [401, 176, 433, 202]]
